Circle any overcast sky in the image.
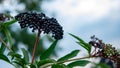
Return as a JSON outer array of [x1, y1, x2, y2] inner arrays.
[[0, 0, 120, 68], [42, 0, 120, 66]]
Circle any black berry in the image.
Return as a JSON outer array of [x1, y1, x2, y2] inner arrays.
[[15, 11, 63, 40]]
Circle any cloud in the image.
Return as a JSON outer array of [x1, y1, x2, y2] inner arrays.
[[42, 0, 119, 23], [42, 0, 120, 35], [42, 0, 120, 58], [0, 0, 25, 14]]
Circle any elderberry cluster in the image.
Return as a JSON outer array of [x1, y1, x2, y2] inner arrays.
[[89, 35, 120, 68], [15, 11, 63, 40]]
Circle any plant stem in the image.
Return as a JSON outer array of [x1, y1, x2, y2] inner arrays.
[[41, 56, 94, 68], [0, 36, 12, 52], [31, 30, 41, 64], [57, 56, 91, 64]]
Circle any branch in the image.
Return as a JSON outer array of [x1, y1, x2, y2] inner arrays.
[[0, 36, 12, 52], [41, 56, 95, 68], [31, 30, 41, 64]]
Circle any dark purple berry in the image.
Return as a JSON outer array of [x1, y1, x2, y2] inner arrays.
[[15, 11, 63, 40]]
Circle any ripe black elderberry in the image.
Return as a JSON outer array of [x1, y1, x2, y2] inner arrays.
[[89, 35, 120, 68], [15, 11, 63, 40]]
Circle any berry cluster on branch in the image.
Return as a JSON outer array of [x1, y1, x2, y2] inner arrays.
[[89, 35, 120, 68], [15, 11, 63, 40]]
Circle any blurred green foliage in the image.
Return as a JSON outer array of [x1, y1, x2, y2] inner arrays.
[[11, 29, 45, 57], [0, 0, 115, 68], [18, 0, 43, 11], [0, 0, 57, 57]]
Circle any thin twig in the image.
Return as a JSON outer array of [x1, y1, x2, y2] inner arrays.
[[0, 36, 12, 52], [31, 30, 41, 64], [40, 63, 54, 68], [57, 56, 91, 64], [41, 56, 94, 68]]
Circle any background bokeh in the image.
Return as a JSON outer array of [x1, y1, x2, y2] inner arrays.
[[0, 0, 120, 68]]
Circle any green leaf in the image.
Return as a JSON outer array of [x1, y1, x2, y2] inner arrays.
[[40, 40, 58, 60], [4, 19, 17, 26], [0, 38, 7, 54], [69, 33, 85, 43], [0, 43, 6, 54], [57, 50, 80, 62], [21, 48, 29, 63], [52, 64, 68, 68], [13, 61, 23, 67], [94, 63, 111, 68], [0, 23, 4, 31], [4, 27, 12, 48], [14, 58, 26, 67], [67, 60, 90, 68], [0, 54, 10, 63], [8, 52, 21, 59], [38, 59, 56, 67], [30, 64, 36, 68], [77, 42, 91, 55], [69, 33, 91, 55]]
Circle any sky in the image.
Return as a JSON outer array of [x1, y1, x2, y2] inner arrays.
[[42, 0, 120, 55], [42, 0, 120, 67], [0, 0, 120, 68]]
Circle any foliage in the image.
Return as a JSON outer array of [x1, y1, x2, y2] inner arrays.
[[69, 33, 91, 55], [0, 12, 119, 68]]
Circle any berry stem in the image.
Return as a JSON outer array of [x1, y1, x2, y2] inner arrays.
[[31, 30, 41, 64], [0, 36, 12, 52]]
